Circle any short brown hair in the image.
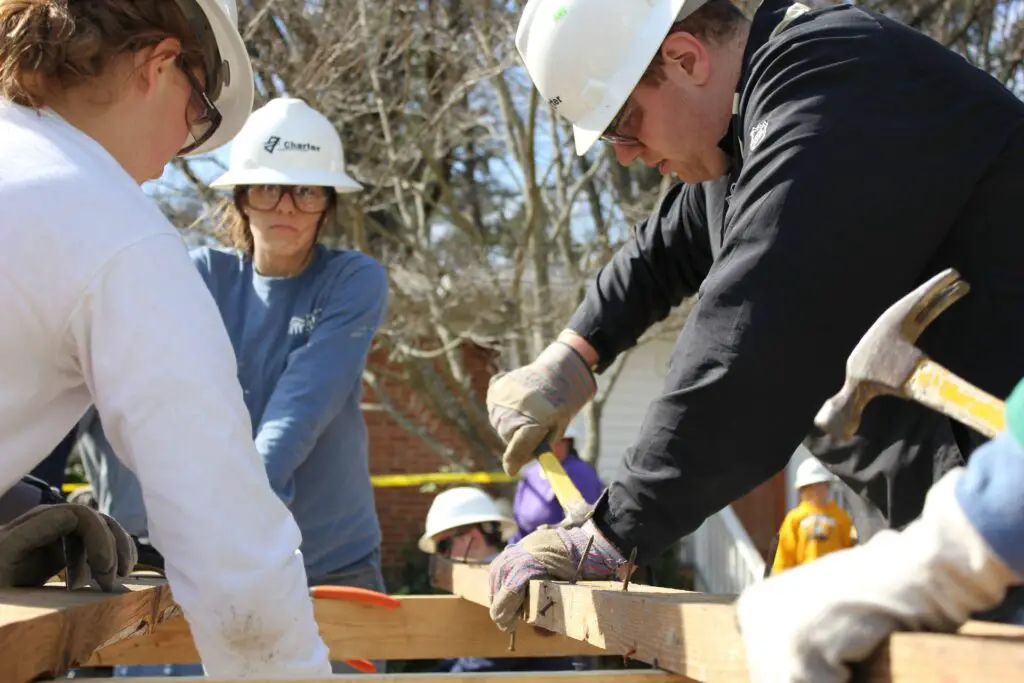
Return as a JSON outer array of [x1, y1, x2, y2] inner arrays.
[[0, 0, 207, 108], [642, 0, 749, 84]]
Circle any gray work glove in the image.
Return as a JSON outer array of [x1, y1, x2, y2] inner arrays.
[[487, 341, 596, 476], [0, 504, 138, 591]]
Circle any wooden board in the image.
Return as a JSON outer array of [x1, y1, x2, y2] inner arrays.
[[71, 672, 694, 683], [0, 578, 175, 683], [90, 594, 603, 665], [431, 556, 1024, 682]]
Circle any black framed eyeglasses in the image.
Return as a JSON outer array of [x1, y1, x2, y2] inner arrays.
[[177, 56, 223, 155], [435, 528, 472, 557], [600, 98, 641, 146], [242, 185, 334, 214]]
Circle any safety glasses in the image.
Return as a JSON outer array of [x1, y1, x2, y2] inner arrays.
[[170, 0, 225, 154], [177, 55, 223, 155], [600, 97, 641, 146], [242, 184, 333, 214], [435, 528, 472, 557]]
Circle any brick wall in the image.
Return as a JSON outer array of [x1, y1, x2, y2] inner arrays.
[[731, 472, 788, 560], [363, 343, 500, 575]]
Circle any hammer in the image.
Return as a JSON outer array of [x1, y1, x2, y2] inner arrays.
[[815, 268, 1006, 441]]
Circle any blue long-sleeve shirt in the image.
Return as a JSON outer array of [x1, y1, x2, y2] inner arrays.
[[81, 243, 388, 578]]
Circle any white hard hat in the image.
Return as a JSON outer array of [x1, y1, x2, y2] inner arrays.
[[515, 0, 710, 156], [794, 457, 837, 489], [178, 0, 254, 155], [209, 98, 362, 192], [418, 487, 517, 554]]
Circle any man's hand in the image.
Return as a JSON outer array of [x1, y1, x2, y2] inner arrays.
[[487, 340, 597, 476], [488, 521, 624, 631], [736, 468, 1020, 683], [0, 504, 138, 590]]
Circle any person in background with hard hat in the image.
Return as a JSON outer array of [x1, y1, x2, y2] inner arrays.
[[485, 0, 1024, 641], [770, 458, 855, 575], [79, 95, 388, 674], [737, 379, 1024, 682], [420, 487, 579, 673], [0, 0, 331, 677], [509, 423, 604, 543]]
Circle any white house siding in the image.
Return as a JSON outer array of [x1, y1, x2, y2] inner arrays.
[[586, 337, 676, 483]]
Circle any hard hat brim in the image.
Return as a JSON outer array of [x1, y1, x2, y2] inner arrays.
[[209, 167, 363, 193], [795, 474, 837, 489], [184, 1, 255, 157]]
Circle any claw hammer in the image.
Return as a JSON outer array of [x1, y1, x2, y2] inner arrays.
[[815, 268, 1006, 441]]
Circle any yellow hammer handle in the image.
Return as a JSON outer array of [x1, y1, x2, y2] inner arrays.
[[906, 358, 1006, 439], [536, 447, 586, 513]]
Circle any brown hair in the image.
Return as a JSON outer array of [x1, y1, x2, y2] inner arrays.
[[642, 0, 749, 84], [0, 0, 207, 108], [215, 189, 338, 257]]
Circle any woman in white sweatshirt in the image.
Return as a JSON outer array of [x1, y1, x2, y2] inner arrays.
[[0, 0, 330, 677]]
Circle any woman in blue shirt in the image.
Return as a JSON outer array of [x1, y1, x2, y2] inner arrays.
[[79, 96, 389, 672], [200, 96, 388, 591]]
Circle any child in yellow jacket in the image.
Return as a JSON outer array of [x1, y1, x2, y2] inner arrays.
[[771, 457, 855, 574]]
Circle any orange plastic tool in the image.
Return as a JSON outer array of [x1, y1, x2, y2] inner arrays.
[[309, 584, 401, 609], [345, 658, 377, 673], [308, 585, 402, 674]]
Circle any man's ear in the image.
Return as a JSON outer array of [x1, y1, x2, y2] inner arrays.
[[659, 32, 712, 86]]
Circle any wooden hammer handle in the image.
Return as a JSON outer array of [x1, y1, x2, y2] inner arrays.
[[905, 358, 1007, 439]]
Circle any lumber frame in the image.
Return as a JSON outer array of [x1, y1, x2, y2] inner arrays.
[[89, 594, 603, 665], [430, 555, 1024, 682], [71, 672, 690, 683], [0, 578, 175, 683]]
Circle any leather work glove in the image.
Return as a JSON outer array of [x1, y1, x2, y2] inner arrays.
[[488, 521, 625, 632], [487, 341, 596, 476], [0, 504, 138, 591], [735, 466, 1021, 683]]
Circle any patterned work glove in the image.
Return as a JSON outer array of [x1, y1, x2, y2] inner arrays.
[[487, 341, 596, 476], [0, 503, 138, 591], [488, 522, 625, 632]]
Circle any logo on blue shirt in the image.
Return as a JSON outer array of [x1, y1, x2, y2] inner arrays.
[[289, 308, 322, 337]]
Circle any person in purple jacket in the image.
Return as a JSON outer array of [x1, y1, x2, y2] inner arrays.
[[509, 424, 605, 544]]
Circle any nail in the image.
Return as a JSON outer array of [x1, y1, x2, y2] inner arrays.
[[621, 547, 638, 591], [572, 535, 594, 585], [508, 629, 516, 652], [538, 597, 556, 616]]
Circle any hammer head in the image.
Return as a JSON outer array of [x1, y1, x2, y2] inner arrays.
[[815, 268, 970, 440]]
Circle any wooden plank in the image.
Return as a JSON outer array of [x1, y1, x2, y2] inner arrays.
[[0, 578, 175, 683], [89, 594, 603, 665], [71, 672, 693, 683], [431, 556, 1024, 682]]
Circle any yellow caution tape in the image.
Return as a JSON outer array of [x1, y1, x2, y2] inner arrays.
[[61, 470, 515, 494]]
